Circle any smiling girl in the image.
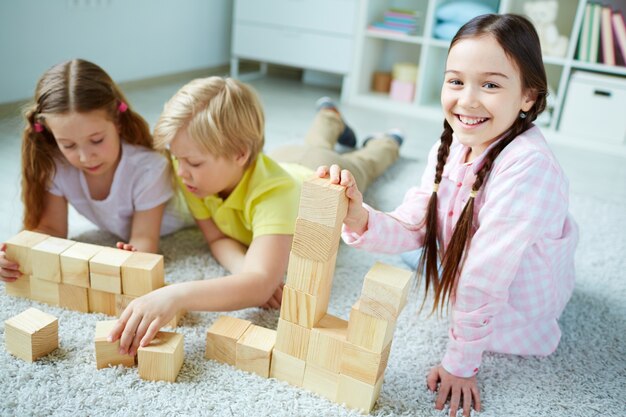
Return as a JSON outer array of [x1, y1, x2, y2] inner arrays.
[[0, 59, 188, 282], [317, 14, 578, 416]]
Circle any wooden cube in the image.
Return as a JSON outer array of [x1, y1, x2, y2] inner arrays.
[[274, 318, 310, 361], [302, 363, 339, 402], [306, 314, 347, 373], [359, 262, 413, 321], [340, 341, 391, 385], [115, 293, 136, 317], [31, 237, 75, 283], [347, 300, 396, 353], [235, 325, 276, 377], [5, 308, 58, 362], [30, 277, 59, 305], [94, 320, 135, 369], [137, 331, 184, 382], [297, 177, 348, 229], [291, 218, 341, 262], [269, 348, 306, 387], [285, 251, 337, 296], [4, 230, 49, 275], [59, 283, 89, 313], [280, 284, 328, 329], [5, 274, 31, 299], [121, 252, 164, 296], [336, 373, 384, 413], [60, 242, 102, 288], [89, 248, 133, 294], [205, 316, 251, 365], [88, 288, 116, 316]]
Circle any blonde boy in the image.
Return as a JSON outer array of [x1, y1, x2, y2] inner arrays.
[[109, 77, 401, 354]]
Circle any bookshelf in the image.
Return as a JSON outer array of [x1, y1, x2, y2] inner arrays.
[[344, 0, 626, 148]]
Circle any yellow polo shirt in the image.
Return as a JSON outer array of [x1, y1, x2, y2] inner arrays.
[[180, 153, 313, 246]]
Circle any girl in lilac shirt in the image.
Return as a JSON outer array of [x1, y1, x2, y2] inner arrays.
[[318, 14, 578, 417]]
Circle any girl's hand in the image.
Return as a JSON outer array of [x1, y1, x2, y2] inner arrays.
[[0, 244, 22, 282], [316, 164, 369, 234], [116, 242, 137, 252], [427, 364, 481, 417], [108, 286, 179, 356]]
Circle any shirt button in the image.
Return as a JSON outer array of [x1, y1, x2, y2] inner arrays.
[[473, 368, 479, 373], [448, 211, 454, 217], [482, 319, 489, 325], [457, 182, 462, 187]]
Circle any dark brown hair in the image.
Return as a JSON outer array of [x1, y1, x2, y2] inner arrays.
[[22, 59, 153, 230], [417, 14, 548, 314]]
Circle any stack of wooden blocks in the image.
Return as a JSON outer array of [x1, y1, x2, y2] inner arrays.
[[4, 231, 183, 327], [205, 177, 412, 413]]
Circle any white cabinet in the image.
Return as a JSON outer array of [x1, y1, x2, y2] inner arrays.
[[344, 0, 626, 150], [231, 0, 359, 94]]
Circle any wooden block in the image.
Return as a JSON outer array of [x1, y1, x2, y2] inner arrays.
[[4, 307, 58, 362], [30, 277, 59, 305], [31, 237, 75, 283], [297, 177, 348, 229], [274, 318, 310, 361], [5, 274, 31, 299], [5, 230, 49, 275], [347, 300, 396, 353], [280, 284, 328, 329], [306, 314, 347, 373], [164, 309, 187, 329], [269, 348, 305, 386], [291, 218, 340, 262], [88, 288, 116, 316], [115, 293, 136, 317], [94, 320, 135, 369], [121, 252, 164, 296], [286, 250, 337, 296], [59, 283, 89, 313], [205, 316, 251, 365], [302, 363, 340, 402], [60, 242, 102, 288], [337, 373, 384, 413], [137, 331, 184, 382], [359, 262, 413, 321], [340, 341, 391, 385], [89, 248, 133, 294], [235, 325, 276, 378]]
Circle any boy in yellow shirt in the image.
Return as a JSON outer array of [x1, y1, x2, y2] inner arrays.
[[108, 77, 402, 354]]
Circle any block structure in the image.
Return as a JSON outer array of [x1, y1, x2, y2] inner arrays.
[[236, 325, 276, 377], [4, 308, 58, 362], [94, 320, 135, 369], [89, 248, 133, 294], [121, 252, 164, 296], [137, 331, 184, 382], [60, 242, 102, 288], [201, 178, 413, 413], [31, 237, 76, 283]]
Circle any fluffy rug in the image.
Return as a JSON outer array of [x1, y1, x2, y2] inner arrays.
[[1, 151, 624, 417]]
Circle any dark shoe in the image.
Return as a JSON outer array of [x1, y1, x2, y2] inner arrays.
[[363, 128, 404, 147], [315, 96, 357, 148]]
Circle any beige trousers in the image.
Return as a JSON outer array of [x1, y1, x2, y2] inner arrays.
[[269, 110, 400, 191]]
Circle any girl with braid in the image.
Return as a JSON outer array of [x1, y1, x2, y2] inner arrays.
[[317, 14, 578, 417], [0, 59, 189, 282]]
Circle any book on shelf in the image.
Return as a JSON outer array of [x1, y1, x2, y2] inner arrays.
[[369, 8, 421, 36], [614, 11, 626, 66], [577, 2, 592, 61], [589, 3, 602, 63], [601, 6, 616, 65]]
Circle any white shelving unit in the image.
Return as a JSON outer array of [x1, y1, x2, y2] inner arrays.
[[345, 0, 626, 149]]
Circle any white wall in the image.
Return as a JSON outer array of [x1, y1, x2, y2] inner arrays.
[[0, 0, 233, 104]]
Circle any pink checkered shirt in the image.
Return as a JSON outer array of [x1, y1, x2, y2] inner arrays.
[[343, 125, 579, 377]]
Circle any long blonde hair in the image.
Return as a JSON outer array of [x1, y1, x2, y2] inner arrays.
[[153, 76, 265, 167], [22, 59, 153, 230]]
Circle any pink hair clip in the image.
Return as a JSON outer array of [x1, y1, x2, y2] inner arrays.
[[118, 101, 128, 113], [33, 122, 44, 133]]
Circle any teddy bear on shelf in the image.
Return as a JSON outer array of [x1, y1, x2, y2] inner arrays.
[[524, 0, 569, 58]]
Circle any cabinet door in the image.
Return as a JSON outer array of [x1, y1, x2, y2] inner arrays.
[[235, 0, 358, 35], [233, 23, 353, 74]]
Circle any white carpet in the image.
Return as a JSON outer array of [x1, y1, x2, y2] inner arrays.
[[1, 151, 625, 417]]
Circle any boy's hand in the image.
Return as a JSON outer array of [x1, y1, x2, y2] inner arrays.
[[427, 364, 481, 417], [316, 165, 369, 235], [108, 286, 178, 356], [0, 243, 22, 282], [116, 241, 137, 252]]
